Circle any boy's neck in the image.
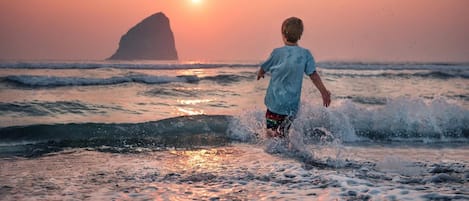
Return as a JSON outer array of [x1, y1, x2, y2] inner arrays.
[[284, 41, 298, 46]]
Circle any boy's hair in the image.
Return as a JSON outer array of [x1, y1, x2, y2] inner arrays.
[[281, 17, 303, 43]]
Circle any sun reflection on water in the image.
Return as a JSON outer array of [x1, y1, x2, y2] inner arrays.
[[175, 67, 220, 78], [169, 149, 225, 171], [177, 99, 212, 105], [174, 98, 213, 115], [176, 107, 204, 115]]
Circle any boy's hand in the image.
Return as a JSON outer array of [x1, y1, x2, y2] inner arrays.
[[310, 72, 331, 108], [257, 68, 265, 80], [322, 90, 331, 107]]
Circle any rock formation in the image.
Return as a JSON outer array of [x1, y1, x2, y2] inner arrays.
[[109, 12, 178, 60]]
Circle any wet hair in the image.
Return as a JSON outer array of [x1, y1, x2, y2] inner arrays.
[[281, 17, 303, 43]]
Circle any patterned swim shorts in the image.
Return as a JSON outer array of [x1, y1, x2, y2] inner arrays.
[[265, 109, 293, 137]]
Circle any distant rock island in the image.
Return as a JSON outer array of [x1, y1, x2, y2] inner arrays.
[[109, 12, 178, 60]]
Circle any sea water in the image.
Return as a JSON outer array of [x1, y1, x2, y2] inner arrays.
[[0, 61, 468, 200]]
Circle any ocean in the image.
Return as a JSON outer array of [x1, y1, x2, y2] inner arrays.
[[0, 60, 468, 200]]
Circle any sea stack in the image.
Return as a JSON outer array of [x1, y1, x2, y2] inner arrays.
[[109, 12, 178, 60]]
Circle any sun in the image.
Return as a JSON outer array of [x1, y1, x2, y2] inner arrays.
[[191, 0, 202, 4]]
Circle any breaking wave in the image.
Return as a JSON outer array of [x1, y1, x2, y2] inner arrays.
[[230, 97, 469, 143], [324, 70, 469, 79], [3, 74, 199, 87], [2, 73, 255, 87], [1, 98, 468, 157], [298, 98, 469, 142], [319, 62, 469, 71], [0, 61, 256, 70]]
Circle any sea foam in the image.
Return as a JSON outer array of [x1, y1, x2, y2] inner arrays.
[[230, 97, 469, 144], [4, 74, 199, 87]]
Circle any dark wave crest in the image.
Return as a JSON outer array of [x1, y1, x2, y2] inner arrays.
[[0, 115, 233, 157]]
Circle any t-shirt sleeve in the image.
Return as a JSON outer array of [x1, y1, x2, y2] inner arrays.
[[304, 50, 316, 75], [261, 49, 278, 72]]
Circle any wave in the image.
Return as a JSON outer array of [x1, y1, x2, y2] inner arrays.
[[335, 96, 387, 105], [0, 61, 257, 70], [202, 74, 255, 85], [319, 62, 469, 71], [304, 98, 469, 142], [3, 74, 199, 87], [1, 61, 467, 71], [0, 115, 232, 143], [0, 115, 233, 156], [0, 101, 136, 116], [324, 70, 469, 79], [1, 98, 468, 157], [2, 73, 255, 87], [230, 98, 469, 143], [143, 88, 239, 98]]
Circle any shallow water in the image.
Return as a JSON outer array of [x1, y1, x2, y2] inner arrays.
[[1, 143, 468, 201], [0, 61, 468, 200]]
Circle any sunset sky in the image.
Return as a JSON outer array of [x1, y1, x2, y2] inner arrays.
[[0, 0, 468, 62]]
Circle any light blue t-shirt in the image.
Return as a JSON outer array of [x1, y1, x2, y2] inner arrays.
[[261, 45, 316, 116]]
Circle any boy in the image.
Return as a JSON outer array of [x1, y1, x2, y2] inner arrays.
[[257, 17, 331, 138]]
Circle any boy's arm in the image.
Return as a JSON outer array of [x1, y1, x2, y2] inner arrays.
[[257, 68, 266, 80], [309, 71, 331, 107]]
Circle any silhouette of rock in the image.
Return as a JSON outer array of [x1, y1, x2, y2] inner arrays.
[[109, 12, 178, 60]]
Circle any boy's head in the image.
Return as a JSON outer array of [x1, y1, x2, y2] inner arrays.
[[281, 17, 303, 43]]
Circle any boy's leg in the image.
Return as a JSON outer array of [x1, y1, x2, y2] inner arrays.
[[279, 116, 293, 137], [265, 110, 291, 138]]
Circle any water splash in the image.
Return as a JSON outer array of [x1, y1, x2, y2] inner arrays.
[[227, 97, 469, 167]]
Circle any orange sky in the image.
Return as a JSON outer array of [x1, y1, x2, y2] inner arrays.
[[0, 0, 468, 62]]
